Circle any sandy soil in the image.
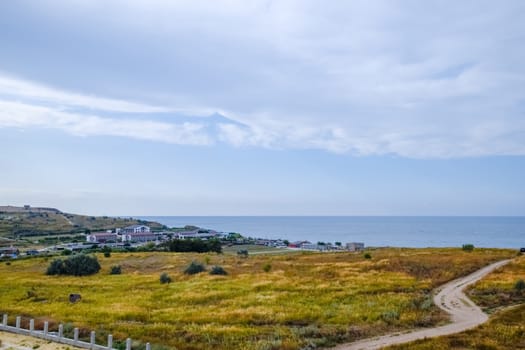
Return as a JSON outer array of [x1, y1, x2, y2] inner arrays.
[[0, 331, 83, 350], [331, 259, 511, 350]]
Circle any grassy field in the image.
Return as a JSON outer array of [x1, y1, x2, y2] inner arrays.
[[385, 253, 525, 350], [0, 248, 515, 350]]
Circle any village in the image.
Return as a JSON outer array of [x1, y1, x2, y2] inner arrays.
[[0, 223, 366, 259]]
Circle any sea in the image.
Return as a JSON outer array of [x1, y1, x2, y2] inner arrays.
[[137, 216, 525, 249]]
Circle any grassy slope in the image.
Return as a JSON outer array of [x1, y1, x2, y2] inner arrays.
[[0, 248, 514, 350], [386, 254, 525, 350], [0, 207, 165, 239]]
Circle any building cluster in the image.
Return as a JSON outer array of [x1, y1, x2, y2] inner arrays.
[[287, 241, 365, 251], [0, 247, 20, 258], [85, 225, 222, 244]]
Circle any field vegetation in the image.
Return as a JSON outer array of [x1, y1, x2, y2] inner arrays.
[[386, 253, 525, 350], [0, 248, 515, 350]]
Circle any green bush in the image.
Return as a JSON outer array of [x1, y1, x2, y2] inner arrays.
[[110, 265, 122, 275], [462, 244, 475, 252], [262, 263, 272, 272], [160, 272, 172, 284], [364, 253, 372, 259], [515, 279, 525, 293], [46, 254, 101, 276], [237, 249, 249, 258], [184, 261, 206, 275], [209, 265, 228, 275]]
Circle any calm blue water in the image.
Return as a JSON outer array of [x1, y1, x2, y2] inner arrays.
[[138, 216, 525, 248]]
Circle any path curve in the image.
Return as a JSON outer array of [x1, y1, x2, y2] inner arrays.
[[331, 259, 511, 350]]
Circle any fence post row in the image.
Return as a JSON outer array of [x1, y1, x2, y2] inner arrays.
[[0, 314, 132, 350]]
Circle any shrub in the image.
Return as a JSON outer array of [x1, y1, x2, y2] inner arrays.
[[61, 249, 73, 256], [237, 249, 249, 258], [209, 265, 228, 275], [46, 254, 101, 276], [102, 246, 112, 257], [263, 263, 272, 272], [515, 279, 525, 293], [184, 261, 206, 275], [364, 253, 372, 259], [462, 244, 475, 252], [160, 272, 172, 284], [110, 265, 122, 275], [46, 259, 65, 275], [381, 310, 400, 324]]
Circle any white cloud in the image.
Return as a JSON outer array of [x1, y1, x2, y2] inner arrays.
[[0, 100, 212, 146], [1, 1, 525, 157]]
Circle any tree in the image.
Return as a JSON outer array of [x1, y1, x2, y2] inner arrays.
[[46, 254, 101, 276], [162, 238, 222, 254], [462, 244, 475, 252]]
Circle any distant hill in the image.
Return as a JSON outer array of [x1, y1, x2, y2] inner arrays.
[[0, 205, 166, 238]]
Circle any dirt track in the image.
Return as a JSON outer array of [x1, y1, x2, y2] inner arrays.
[[331, 259, 511, 350]]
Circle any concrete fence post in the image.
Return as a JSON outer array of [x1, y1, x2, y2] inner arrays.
[[146, 343, 151, 350], [2, 314, 7, 326], [74, 328, 79, 343], [58, 324, 63, 338], [44, 321, 49, 336], [90, 331, 96, 349], [126, 338, 131, 350], [107, 334, 113, 350], [15, 316, 21, 329], [29, 319, 34, 334]]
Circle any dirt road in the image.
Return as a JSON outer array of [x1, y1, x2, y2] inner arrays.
[[332, 259, 511, 350]]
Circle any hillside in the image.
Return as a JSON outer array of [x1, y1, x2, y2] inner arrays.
[[0, 205, 166, 239]]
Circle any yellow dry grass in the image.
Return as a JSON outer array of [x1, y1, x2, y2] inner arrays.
[[0, 248, 514, 350]]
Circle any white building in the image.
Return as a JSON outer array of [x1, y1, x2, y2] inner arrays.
[[177, 229, 219, 240], [121, 232, 159, 243], [121, 225, 151, 234]]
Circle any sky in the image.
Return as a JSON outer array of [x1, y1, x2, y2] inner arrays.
[[1, 0, 524, 216]]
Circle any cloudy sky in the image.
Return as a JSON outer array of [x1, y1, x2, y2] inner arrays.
[[1, 0, 524, 215]]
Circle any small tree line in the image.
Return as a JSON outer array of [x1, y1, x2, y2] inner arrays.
[[160, 238, 222, 254]]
